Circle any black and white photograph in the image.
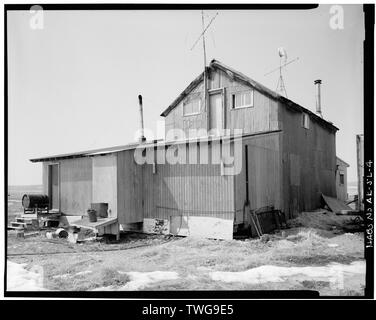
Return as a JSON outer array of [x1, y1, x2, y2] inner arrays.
[[3, 3, 374, 301]]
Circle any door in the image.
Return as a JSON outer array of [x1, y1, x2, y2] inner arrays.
[[92, 155, 117, 218], [48, 164, 59, 210], [209, 92, 223, 133]]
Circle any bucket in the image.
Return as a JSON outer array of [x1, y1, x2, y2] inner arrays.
[[55, 228, 68, 238], [87, 209, 97, 222], [91, 203, 108, 218]]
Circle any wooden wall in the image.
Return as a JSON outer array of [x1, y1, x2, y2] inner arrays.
[[336, 159, 348, 202], [279, 104, 337, 218], [59, 158, 93, 215], [117, 150, 143, 224], [152, 163, 234, 221], [164, 68, 280, 138], [220, 71, 280, 134], [42, 162, 48, 195], [164, 82, 208, 138], [142, 141, 235, 222], [92, 155, 117, 218], [234, 132, 282, 223]]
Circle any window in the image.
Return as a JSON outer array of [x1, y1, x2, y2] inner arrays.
[[340, 173, 345, 185], [302, 113, 310, 129], [183, 98, 201, 116], [232, 90, 254, 109]]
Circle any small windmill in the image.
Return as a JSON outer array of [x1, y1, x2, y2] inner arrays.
[[264, 48, 299, 98]]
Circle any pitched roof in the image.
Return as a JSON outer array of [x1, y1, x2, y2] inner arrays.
[[336, 156, 350, 167], [160, 59, 338, 132]]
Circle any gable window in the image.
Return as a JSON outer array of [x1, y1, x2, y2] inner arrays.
[[183, 98, 201, 116], [302, 113, 310, 129], [232, 90, 254, 109], [339, 173, 345, 185]]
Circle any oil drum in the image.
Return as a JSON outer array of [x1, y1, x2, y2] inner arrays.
[[22, 194, 49, 209]]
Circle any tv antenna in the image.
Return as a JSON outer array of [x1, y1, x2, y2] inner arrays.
[[264, 47, 299, 98], [190, 11, 219, 111]]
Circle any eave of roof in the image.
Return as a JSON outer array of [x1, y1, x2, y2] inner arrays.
[[29, 130, 282, 163], [336, 156, 350, 167], [160, 72, 204, 117], [160, 59, 338, 132], [29, 142, 139, 163]]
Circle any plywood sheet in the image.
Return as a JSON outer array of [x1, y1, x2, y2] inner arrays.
[[117, 150, 143, 224], [322, 194, 353, 213], [92, 155, 117, 218], [60, 158, 92, 215]]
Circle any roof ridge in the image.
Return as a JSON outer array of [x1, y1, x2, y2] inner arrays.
[[160, 59, 338, 132]]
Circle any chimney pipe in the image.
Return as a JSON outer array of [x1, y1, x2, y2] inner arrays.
[[138, 95, 146, 142], [314, 79, 323, 118]]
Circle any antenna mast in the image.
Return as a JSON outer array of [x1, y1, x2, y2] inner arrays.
[[201, 10, 207, 112], [190, 11, 218, 112]]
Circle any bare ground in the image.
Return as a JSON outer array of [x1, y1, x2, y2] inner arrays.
[[7, 209, 365, 295]]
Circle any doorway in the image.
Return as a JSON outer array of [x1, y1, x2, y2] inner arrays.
[[48, 164, 59, 210], [209, 92, 223, 134]]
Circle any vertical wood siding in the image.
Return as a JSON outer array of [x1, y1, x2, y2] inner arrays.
[[164, 82, 208, 138], [234, 132, 282, 223], [164, 69, 280, 138], [92, 155, 117, 218], [335, 159, 348, 202], [117, 150, 143, 224], [280, 104, 337, 218], [221, 71, 279, 133], [140, 142, 235, 221], [59, 158, 92, 215], [42, 163, 48, 195]]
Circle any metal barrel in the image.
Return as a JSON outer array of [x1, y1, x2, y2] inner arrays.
[[22, 194, 49, 209]]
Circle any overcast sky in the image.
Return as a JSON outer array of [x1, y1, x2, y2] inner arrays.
[[7, 5, 364, 185]]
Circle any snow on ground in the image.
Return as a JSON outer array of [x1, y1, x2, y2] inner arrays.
[[120, 271, 179, 290], [210, 260, 365, 289], [75, 270, 93, 276], [93, 271, 179, 291], [7, 260, 46, 291]]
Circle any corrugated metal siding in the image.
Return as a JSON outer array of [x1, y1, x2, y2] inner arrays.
[[280, 104, 337, 218], [41, 141, 235, 223], [234, 132, 282, 223], [142, 142, 235, 221], [142, 163, 155, 220], [151, 164, 234, 220], [60, 157, 92, 215]]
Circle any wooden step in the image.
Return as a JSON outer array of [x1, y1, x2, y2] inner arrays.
[[11, 222, 27, 228], [7, 225, 24, 230], [24, 231, 39, 238], [16, 217, 35, 224]]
